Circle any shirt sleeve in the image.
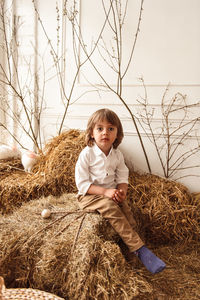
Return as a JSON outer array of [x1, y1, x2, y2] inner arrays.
[[75, 148, 93, 195], [115, 150, 129, 185]]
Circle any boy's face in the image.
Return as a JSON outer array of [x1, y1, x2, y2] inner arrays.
[[92, 119, 118, 155]]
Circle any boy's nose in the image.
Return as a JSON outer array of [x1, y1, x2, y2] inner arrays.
[[103, 128, 108, 134]]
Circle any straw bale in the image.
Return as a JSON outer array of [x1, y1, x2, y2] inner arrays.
[[0, 193, 152, 299], [1, 193, 200, 299], [0, 129, 86, 214], [128, 171, 200, 244]]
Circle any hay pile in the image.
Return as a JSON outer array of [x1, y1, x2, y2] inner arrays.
[[0, 193, 200, 299], [0, 193, 151, 299], [0, 129, 200, 299], [0, 129, 86, 213], [128, 172, 200, 244]]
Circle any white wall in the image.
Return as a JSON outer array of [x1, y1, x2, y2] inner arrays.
[[1, 0, 200, 192]]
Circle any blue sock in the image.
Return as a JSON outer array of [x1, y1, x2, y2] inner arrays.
[[135, 246, 166, 274]]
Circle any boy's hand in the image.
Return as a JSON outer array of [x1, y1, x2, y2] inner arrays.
[[104, 188, 126, 204], [104, 188, 118, 200], [87, 184, 127, 204], [113, 189, 126, 203]]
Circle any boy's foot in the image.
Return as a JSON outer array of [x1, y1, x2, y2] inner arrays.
[[135, 246, 166, 274]]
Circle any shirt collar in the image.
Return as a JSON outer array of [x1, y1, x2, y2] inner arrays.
[[93, 143, 113, 157]]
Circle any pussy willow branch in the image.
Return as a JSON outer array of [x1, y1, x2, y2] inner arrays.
[[110, 0, 123, 95], [32, 0, 68, 105], [137, 80, 200, 179], [0, 101, 36, 145], [59, 0, 119, 134], [137, 78, 167, 176], [68, 0, 151, 173], [168, 145, 200, 178], [0, 2, 40, 150], [0, 122, 23, 147], [162, 95, 199, 178], [122, 0, 144, 79], [0, 73, 39, 149], [0, 1, 12, 79], [32, 0, 101, 135], [168, 117, 199, 163]]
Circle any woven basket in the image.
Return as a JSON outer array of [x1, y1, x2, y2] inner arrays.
[[0, 277, 64, 300]]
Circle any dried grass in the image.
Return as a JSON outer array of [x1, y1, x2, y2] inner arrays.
[[0, 129, 200, 299], [0, 193, 199, 299], [0, 129, 86, 213], [0, 193, 152, 299], [128, 172, 200, 245]]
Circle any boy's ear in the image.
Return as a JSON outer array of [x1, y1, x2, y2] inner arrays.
[[91, 130, 94, 138]]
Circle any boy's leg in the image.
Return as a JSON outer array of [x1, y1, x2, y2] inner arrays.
[[77, 194, 166, 274], [77, 194, 144, 252], [119, 200, 137, 229], [119, 200, 166, 273]]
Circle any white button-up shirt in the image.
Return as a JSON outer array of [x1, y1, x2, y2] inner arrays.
[[75, 143, 129, 195]]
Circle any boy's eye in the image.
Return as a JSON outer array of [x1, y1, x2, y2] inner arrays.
[[96, 126, 115, 131]]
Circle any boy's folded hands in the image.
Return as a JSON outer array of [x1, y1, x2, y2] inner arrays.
[[104, 188, 126, 204]]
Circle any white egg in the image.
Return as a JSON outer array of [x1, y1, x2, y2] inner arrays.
[[41, 208, 51, 219]]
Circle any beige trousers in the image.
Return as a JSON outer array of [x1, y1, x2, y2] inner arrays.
[[77, 194, 144, 252]]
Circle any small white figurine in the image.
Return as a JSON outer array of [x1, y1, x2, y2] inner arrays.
[[0, 145, 21, 160], [21, 150, 39, 172]]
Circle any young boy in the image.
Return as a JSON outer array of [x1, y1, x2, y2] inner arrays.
[[75, 108, 166, 274]]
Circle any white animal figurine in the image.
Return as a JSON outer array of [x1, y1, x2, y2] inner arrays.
[[0, 145, 21, 160], [21, 150, 39, 172]]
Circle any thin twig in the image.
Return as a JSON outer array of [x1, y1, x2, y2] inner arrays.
[[71, 213, 87, 253]]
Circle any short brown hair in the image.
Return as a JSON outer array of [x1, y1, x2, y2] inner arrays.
[[85, 108, 124, 148]]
